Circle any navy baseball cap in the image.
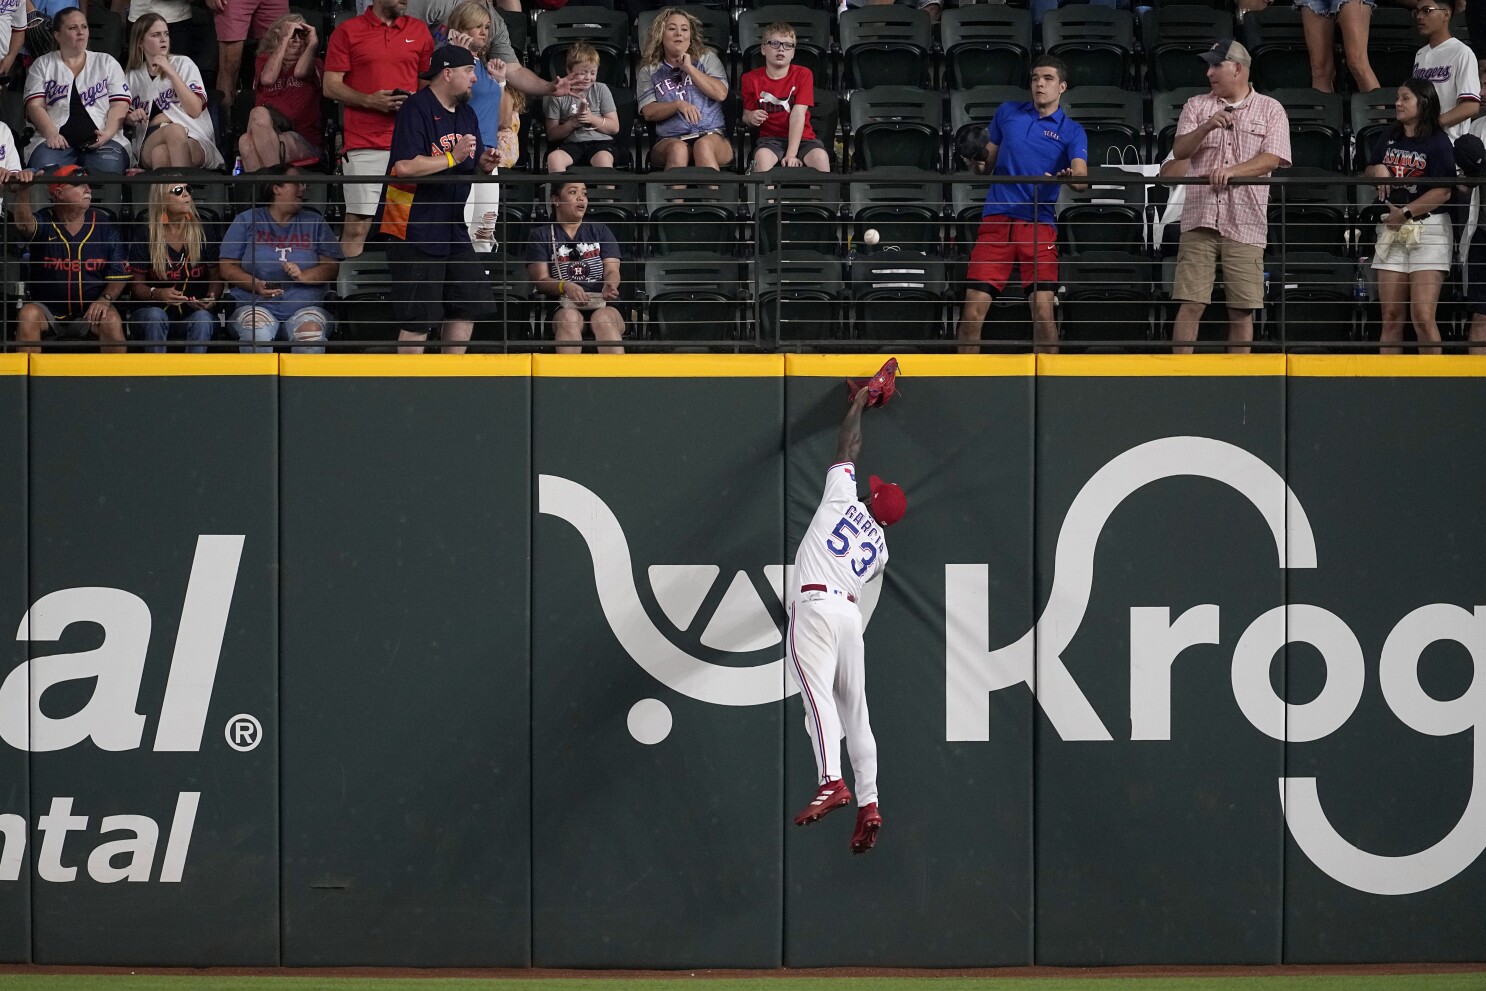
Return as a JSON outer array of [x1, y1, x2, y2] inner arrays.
[[420, 44, 476, 79], [1199, 39, 1252, 67]]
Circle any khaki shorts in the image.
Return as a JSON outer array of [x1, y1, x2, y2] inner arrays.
[[342, 148, 390, 218], [1172, 227, 1265, 310]]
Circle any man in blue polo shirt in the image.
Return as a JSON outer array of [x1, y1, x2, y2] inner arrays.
[[956, 56, 1088, 354], [381, 43, 501, 354]]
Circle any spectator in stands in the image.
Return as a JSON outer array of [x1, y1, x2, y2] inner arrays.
[[1413, 0, 1479, 139], [1300, 0, 1379, 93], [123, 0, 203, 66], [955, 56, 1086, 354], [545, 42, 626, 172], [527, 179, 624, 354], [128, 179, 221, 352], [0, 0, 25, 82], [409, 0, 571, 119], [125, 13, 223, 170], [637, 7, 732, 171], [219, 167, 343, 352], [741, 22, 829, 173], [23, 8, 133, 174], [1167, 40, 1289, 354], [497, 78, 522, 168], [382, 44, 501, 353], [325, 0, 433, 257], [445, 0, 507, 251], [9, 165, 129, 351], [238, 12, 322, 171], [0, 121, 30, 192], [1364, 77, 1453, 354], [207, 0, 287, 115]]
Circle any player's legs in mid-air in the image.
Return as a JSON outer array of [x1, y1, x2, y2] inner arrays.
[[788, 596, 852, 824]]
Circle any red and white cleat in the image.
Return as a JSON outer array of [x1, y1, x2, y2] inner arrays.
[[850, 802, 882, 854], [793, 778, 852, 826]]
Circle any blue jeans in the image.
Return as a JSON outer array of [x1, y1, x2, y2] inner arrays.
[[135, 307, 216, 353], [26, 141, 131, 174]]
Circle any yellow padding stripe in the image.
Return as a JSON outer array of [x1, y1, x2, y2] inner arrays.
[[0, 355, 27, 376], [1038, 354, 1287, 376], [785, 354, 1034, 377], [533, 354, 783, 377], [29, 354, 278, 376], [279, 354, 532, 377], [1288, 355, 1486, 377]]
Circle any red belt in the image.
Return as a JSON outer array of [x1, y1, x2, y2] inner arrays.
[[801, 583, 856, 603]]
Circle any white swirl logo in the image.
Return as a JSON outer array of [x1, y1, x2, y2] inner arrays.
[[538, 474, 881, 743]]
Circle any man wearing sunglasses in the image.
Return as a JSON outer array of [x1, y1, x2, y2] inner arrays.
[[1413, 0, 1479, 139], [9, 164, 128, 352]]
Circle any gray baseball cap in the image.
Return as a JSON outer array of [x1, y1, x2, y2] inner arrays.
[[1199, 39, 1252, 67]]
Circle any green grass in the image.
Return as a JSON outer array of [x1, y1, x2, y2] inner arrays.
[[1, 976, 1484, 991]]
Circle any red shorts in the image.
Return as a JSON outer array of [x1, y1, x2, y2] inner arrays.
[[214, 0, 288, 43], [966, 214, 1060, 293]]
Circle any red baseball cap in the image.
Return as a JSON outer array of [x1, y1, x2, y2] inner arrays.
[[869, 475, 907, 527]]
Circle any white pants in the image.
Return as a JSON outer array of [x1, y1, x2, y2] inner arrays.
[[787, 591, 879, 805], [464, 166, 501, 253]]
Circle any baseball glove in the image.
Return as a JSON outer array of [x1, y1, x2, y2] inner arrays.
[[846, 357, 900, 408]]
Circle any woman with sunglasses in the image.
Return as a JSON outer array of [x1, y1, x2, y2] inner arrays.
[[128, 180, 221, 352], [125, 12, 222, 170], [219, 167, 342, 352], [636, 7, 731, 171], [22, 7, 132, 173]]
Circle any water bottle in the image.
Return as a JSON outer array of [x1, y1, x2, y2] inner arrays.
[[232, 156, 243, 176], [1354, 261, 1369, 302]]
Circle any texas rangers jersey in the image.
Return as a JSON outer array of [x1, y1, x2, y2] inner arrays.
[[128, 55, 223, 169], [0, 0, 25, 63], [1414, 37, 1481, 139], [793, 462, 888, 600], [23, 51, 132, 161], [0, 121, 18, 172]]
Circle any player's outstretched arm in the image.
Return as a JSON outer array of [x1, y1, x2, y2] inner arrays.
[[835, 388, 869, 464]]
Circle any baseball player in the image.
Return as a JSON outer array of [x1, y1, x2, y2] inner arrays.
[[789, 376, 907, 855]]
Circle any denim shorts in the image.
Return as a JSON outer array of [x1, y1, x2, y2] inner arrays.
[[1297, 0, 1374, 17]]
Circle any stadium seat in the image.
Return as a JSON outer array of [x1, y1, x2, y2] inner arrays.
[[758, 251, 847, 342], [1143, 5, 1235, 90], [839, 6, 933, 90], [333, 250, 395, 350], [1349, 90, 1397, 173], [849, 252, 949, 340], [941, 5, 1033, 90], [736, 6, 830, 89], [642, 252, 748, 345], [753, 176, 845, 256], [949, 86, 1025, 171], [950, 178, 994, 253], [1266, 250, 1359, 348], [1057, 250, 1156, 348], [848, 168, 947, 256], [1041, 6, 1135, 89], [645, 170, 742, 256], [1058, 86, 1145, 167], [1056, 167, 1148, 256], [536, 6, 630, 89], [499, 7, 531, 64], [1267, 167, 1350, 256], [1151, 86, 1207, 161], [1367, 6, 1419, 89], [847, 87, 945, 172], [1264, 88, 1344, 171], [85, 5, 124, 58], [1242, 5, 1311, 90], [547, 168, 643, 253]]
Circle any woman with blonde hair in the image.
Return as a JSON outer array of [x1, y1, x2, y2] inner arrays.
[[239, 12, 322, 170], [446, 0, 510, 251], [128, 179, 221, 352], [125, 12, 222, 169], [636, 6, 731, 170]]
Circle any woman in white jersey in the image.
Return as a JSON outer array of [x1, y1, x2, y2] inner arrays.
[[126, 12, 223, 170], [23, 7, 132, 173]]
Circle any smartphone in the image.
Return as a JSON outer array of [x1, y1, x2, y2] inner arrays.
[[392, 88, 412, 98]]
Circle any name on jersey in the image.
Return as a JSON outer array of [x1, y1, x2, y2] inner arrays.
[[429, 133, 472, 157], [132, 83, 197, 114], [1414, 64, 1454, 83], [40, 254, 110, 275], [43, 78, 115, 109], [1382, 147, 1430, 177]]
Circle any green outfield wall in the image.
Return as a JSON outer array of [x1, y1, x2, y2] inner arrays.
[[0, 353, 1481, 968]]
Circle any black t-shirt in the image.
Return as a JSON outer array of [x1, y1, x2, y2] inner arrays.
[[379, 86, 484, 256], [128, 228, 220, 312], [1368, 128, 1457, 206], [526, 221, 621, 291]]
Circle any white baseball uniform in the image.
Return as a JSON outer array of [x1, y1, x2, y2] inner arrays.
[[788, 461, 887, 805], [1414, 37, 1481, 139], [23, 50, 133, 162], [0, 0, 25, 65], [128, 55, 224, 170], [0, 121, 18, 172]]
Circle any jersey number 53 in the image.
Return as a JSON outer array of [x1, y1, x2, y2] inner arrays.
[[825, 517, 878, 577]]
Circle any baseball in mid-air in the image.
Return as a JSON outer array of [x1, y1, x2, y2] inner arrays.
[[863, 228, 880, 246]]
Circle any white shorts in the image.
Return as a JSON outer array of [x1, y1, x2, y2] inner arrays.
[[342, 148, 390, 218], [1372, 213, 1453, 274]]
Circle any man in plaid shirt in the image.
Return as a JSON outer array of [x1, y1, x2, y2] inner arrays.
[[1168, 40, 1290, 353]]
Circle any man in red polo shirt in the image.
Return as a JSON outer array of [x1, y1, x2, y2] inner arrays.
[[324, 0, 433, 256]]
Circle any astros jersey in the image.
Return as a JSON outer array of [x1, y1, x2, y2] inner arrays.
[[23, 51, 132, 161], [793, 462, 888, 601]]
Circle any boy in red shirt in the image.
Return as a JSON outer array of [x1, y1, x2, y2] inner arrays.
[[741, 23, 829, 172]]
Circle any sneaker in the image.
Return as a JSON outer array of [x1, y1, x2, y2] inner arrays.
[[793, 778, 852, 826], [850, 802, 882, 854]]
